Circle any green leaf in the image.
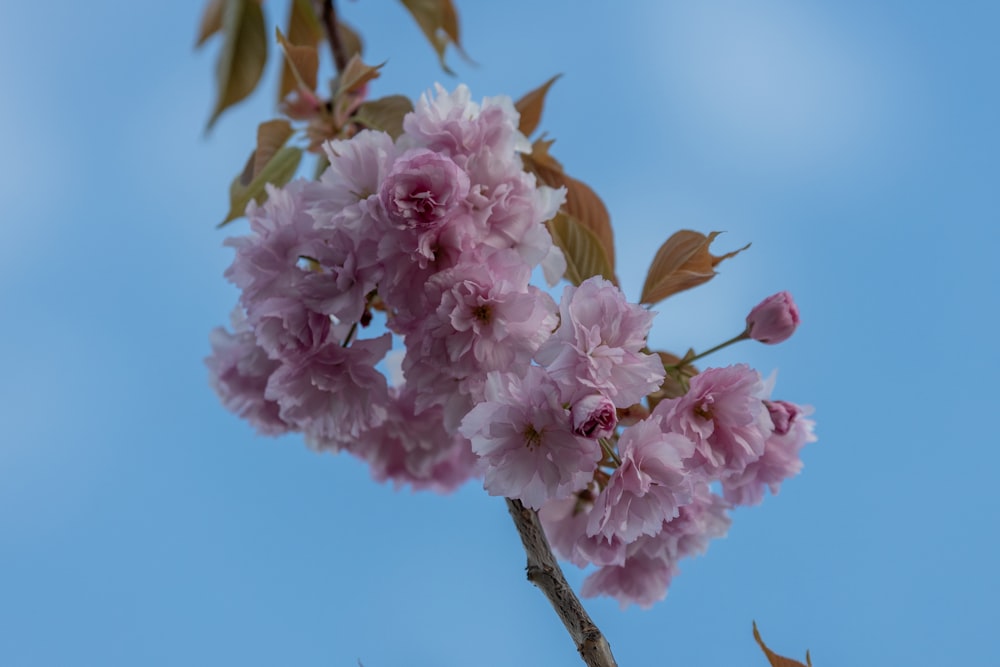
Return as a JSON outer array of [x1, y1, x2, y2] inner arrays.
[[640, 230, 749, 305], [547, 213, 615, 286], [515, 74, 561, 137], [219, 146, 303, 226], [351, 95, 414, 139], [207, 0, 267, 131], [399, 0, 466, 74]]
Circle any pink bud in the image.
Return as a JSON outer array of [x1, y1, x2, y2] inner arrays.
[[764, 400, 800, 435], [571, 395, 618, 439], [746, 291, 800, 344]]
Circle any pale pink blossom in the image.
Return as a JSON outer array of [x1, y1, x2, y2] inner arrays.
[[746, 291, 800, 344], [535, 276, 664, 407], [629, 483, 732, 564], [721, 400, 816, 506], [586, 419, 695, 543], [378, 148, 472, 261], [309, 130, 397, 233], [459, 367, 600, 508], [265, 334, 392, 446], [581, 554, 677, 610], [423, 249, 557, 372], [654, 364, 773, 479], [538, 493, 627, 568], [205, 312, 288, 436], [402, 84, 530, 163], [570, 395, 617, 439], [353, 388, 480, 492]]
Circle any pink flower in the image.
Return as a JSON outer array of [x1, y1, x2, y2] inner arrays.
[[352, 388, 480, 493], [746, 291, 800, 344], [721, 400, 816, 506], [378, 148, 472, 261], [265, 334, 392, 446], [535, 277, 664, 407], [538, 492, 627, 568], [654, 364, 773, 479], [205, 311, 289, 436], [586, 419, 695, 543], [570, 395, 617, 439], [424, 249, 557, 372], [459, 367, 601, 508], [581, 554, 677, 610]]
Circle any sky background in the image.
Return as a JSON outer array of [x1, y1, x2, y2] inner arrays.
[[1, 1, 998, 665]]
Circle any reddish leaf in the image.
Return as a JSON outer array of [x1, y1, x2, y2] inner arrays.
[[547, 213, 615, 286], [253, 119, 294, 177], [195, 0, 226, 47], [278, 0, 323, 100], [753, 622, 813, 667], [640, 230, 749, 305], [399, 0, 468, 74], [276, 27, 319, 99], [515, 74, 562, 137], [220, 146, 303, 227], [524, 139, 616, 277], [352, 95, 414, 139], [336, 54, 384, 98], [207, 0, 267, 130]]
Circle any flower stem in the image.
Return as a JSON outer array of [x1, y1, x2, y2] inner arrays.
[[668, 331, 750, 370]]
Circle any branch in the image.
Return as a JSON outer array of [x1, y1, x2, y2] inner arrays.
[[314, 0, 348, 73], [505, 498, 618, 667]]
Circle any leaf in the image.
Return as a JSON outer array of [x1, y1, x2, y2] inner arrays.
[[753, 622, 813, 667], [195, 0, 226, 47], [337, 20, 364, 62], [562, 176, 615, 273], [254, 119, 294, 177], [336, 54, 384, 98], [640, 230, 750, 305], [276, 27, 319, 99], [220, 146, 303, 226], [352, 95, 414, 139], [515, 74, 562, 137], [399, 0, 466, 74], [278, 0, 323, 100], [547, 213, 615, 286], [207, 0, 267, 131], [524, 139, 616, 276]]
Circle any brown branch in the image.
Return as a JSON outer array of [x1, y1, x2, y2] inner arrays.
[[505, 498, 618, 667], [314, 0, 348, 73]]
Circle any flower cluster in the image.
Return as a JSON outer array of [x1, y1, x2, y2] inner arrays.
[[207, 84, 815, 607]]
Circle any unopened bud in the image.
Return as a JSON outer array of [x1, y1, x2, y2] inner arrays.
[[746, 291, 799, 344], [571, 395, 617, 439]]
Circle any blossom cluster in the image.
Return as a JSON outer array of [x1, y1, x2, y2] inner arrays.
[[206, 84, 815, 608]]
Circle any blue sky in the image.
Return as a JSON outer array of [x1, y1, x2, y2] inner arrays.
[[1, 1, 997, 665]]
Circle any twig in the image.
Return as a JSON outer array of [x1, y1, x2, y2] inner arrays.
[[315, 0, 348, 73], [505, 499, 618, 667]]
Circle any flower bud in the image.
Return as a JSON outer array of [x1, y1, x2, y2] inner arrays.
[[746, 291, 799, 344], [764, 399, 800, 435], [571, 395, 618, 439]]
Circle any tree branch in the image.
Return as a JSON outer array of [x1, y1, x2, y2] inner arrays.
[[505, 498, 618, 667], [314, 0, 348, 73]]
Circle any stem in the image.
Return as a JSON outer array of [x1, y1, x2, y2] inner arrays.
[[505, 498, 618, 667], [315, 0, 348, 73], [669, 331, 750, 370]]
